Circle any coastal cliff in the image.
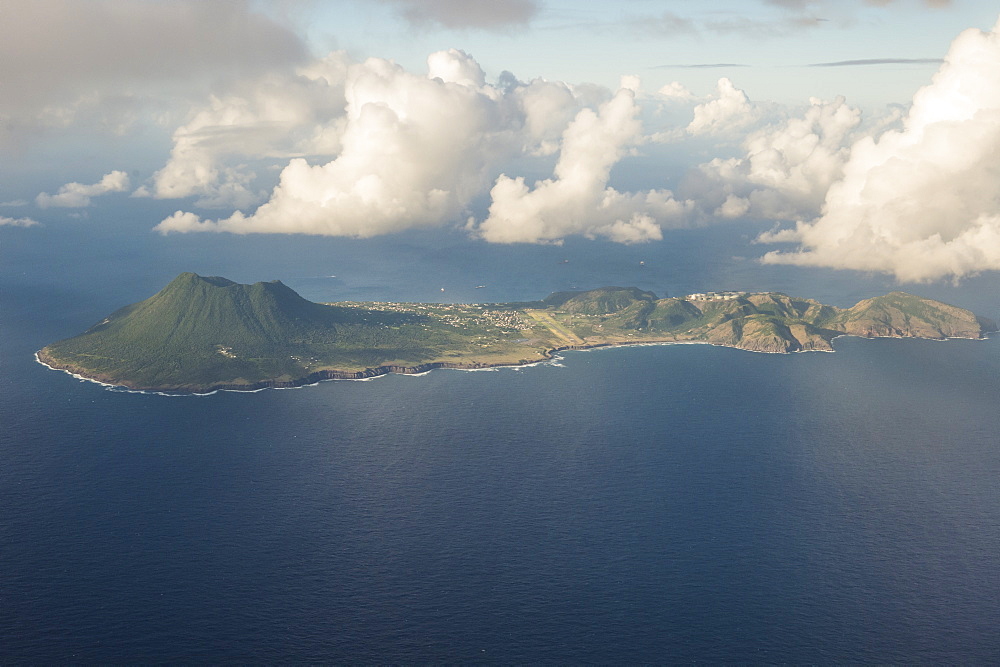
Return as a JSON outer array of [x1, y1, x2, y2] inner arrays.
[[38, 274, 995, 393]]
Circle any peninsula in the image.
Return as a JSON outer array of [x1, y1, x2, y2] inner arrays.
[[38, 272, 996, 393]]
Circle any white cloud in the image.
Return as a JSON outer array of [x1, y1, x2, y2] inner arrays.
[[715, 194, 751, 218], [619, 75, 642, 93], [427, 48, 487, 86], [36, 171, 130, 208], [157, 50, 587, 237], [687, 78, 759, 136], [695, 95, 861, 220], [473, 88, 693, 244], [761, 16, 1000, 282], [657, 82, 696, 101], [0, 215, 39, 227], [154, 62, 698, 244], [146, 52, 351, 209], [156, 211, 203, 233], [510, 78, 580, 156]]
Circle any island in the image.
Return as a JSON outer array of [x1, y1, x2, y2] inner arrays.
[[37, 272, 996, 393]]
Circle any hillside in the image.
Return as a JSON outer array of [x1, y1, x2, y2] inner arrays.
[[820, 291, 989, 339], [38, 275, 995, 392], [542, 286, 658, 314], [39, 273, 461, 390]]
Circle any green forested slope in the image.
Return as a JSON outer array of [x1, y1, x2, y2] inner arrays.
[[40, 273, 452, 389], [39, 274, 994, 392]]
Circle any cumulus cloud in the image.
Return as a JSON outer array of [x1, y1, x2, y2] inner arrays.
[[154, 58, 697, 244], [143, 53, 351, 209], [687, 78, 760, 136], [761, 16, 1000, 282], [511, 77, 580, 156], [36, 171, 130, 208], [0, 215, 39, 227], [715, 194, 751, 219], [473, 88, 693, 244], [657, 82, 696, 101], [694, 95, 861, 220], [375, 0, 538, 30], [156, 50, 587, 237]]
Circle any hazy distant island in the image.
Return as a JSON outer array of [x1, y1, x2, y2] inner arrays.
[[38, 272, 996, 393]]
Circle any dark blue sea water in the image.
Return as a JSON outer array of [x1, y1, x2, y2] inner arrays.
[[3, 213, 1000, 662]]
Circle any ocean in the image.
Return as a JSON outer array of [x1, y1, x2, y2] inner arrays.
[[3, 212, 1000, 662]]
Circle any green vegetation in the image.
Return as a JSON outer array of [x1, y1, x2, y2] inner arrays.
[[38, 274, 996, 393], [543, 286, 658, 314]]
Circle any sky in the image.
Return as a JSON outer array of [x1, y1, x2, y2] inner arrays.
[[3, 0, 1000, 282]]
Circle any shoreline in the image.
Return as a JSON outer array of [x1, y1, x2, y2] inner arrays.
[[36, 332, 989, 396], [36, 343, 596, 395]]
